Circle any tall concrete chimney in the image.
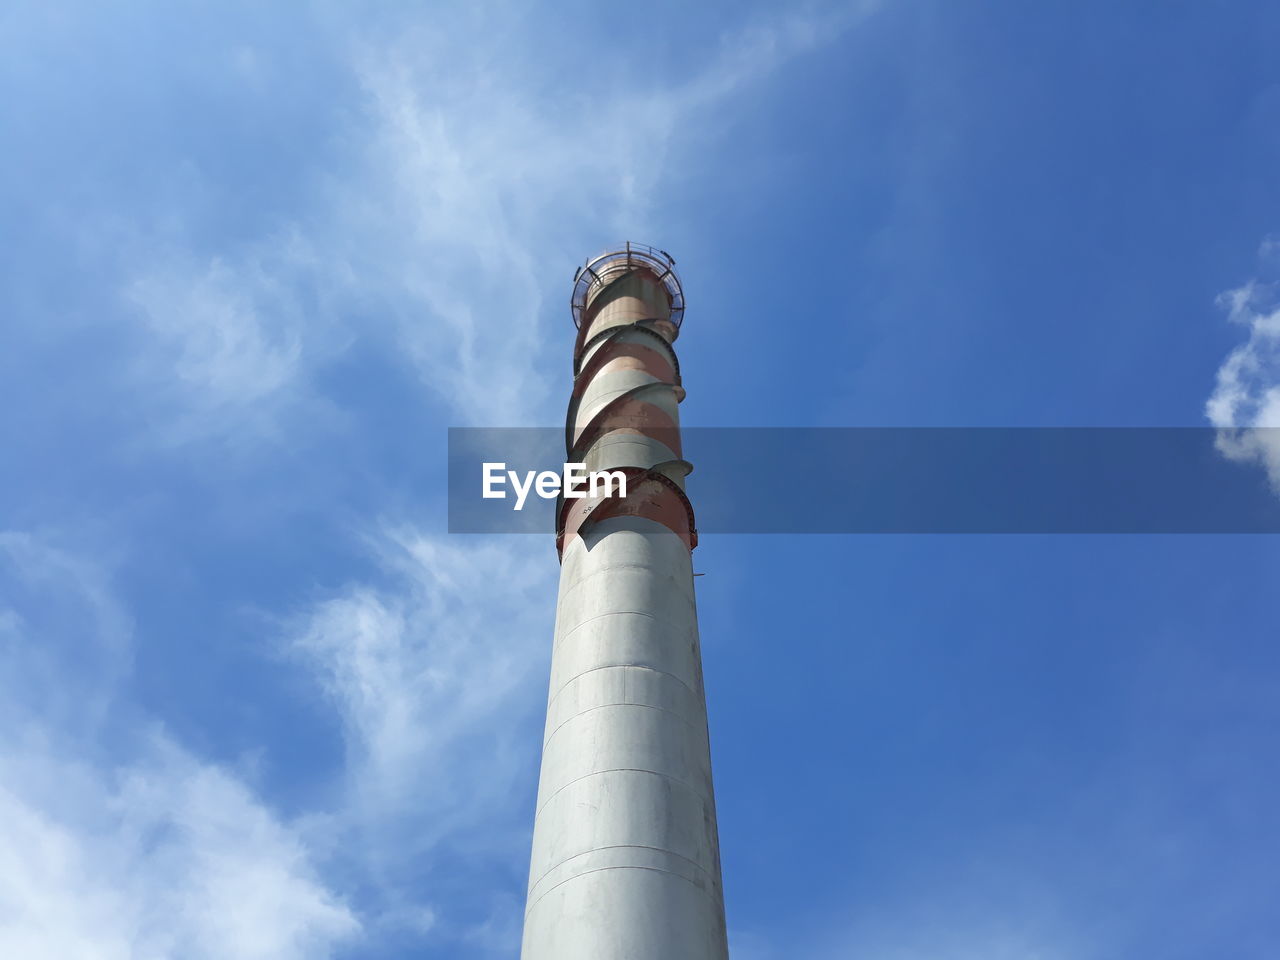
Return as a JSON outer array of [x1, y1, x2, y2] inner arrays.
[[520, 243, 729, 959]]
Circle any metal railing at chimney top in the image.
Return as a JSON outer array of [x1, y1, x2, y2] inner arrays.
[[569, 241, 685, 329]]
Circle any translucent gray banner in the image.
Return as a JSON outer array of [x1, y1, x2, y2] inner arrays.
[[448, 428, 1280, 534]]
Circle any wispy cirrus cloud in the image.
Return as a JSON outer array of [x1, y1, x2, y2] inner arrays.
[[286, 529, 554, 944], [261, 8, 887, 948], [108, 3, 882, 434], [0, 533, 357, 960], [4, 3, 887, 956], [0, 738, 359, 960], [125, 252, 307, 441], [256, 4, 888, 950], [1206, 237, 1280, 491]]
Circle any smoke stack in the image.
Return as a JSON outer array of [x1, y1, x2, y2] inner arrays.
[[520, 243, 729, 959]]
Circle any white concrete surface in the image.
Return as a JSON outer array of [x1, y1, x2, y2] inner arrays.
[[520, 262, 728, 959]]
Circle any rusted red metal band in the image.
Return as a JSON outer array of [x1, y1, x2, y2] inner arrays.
[[572, 265, 674, 362], [566, 324, 682, 454], [573, 341, 677, 400], [570, 385, 683, 462], [574, 322, 680, 381], [556, 464, 697, 558]]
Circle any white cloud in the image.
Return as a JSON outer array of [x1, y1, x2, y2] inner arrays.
[[1206, 238, 1280, 491], [325, 3, 881, 426], [10, 4, 890, 953], [120, 233, 339, 447], [128, 257, 301, 408], [109, 3, 880, 432], [270, 3, 887, 944], [287, 529, 555, 881], [0, 739, 359, 960], [0, 532, 132, 731], [0, 533, 358, 960]]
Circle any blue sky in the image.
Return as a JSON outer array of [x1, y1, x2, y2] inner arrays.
[[3, 1, 1280, 958]]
